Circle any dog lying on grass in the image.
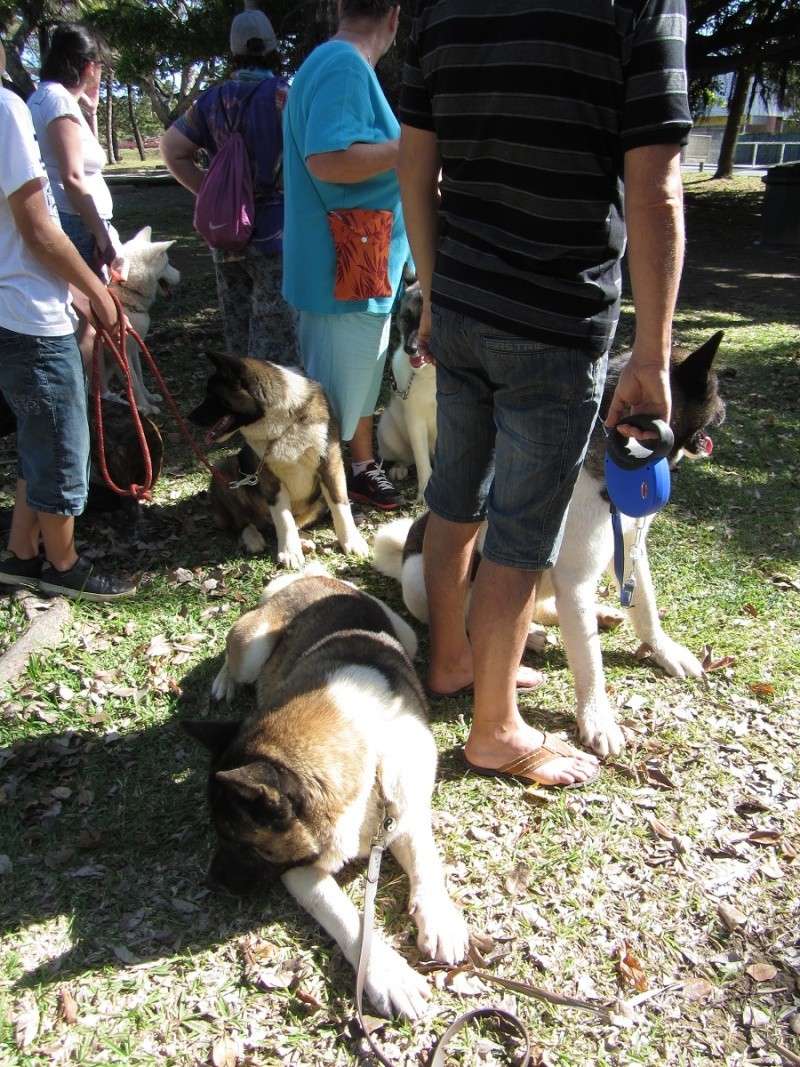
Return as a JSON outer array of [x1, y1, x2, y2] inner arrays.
[[183, 567, 468, 1018]]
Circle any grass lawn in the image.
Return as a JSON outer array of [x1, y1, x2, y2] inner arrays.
[[0, 175, 798, 1066]]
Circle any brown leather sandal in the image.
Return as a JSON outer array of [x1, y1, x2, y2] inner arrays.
[[462, 733, 600, 789]]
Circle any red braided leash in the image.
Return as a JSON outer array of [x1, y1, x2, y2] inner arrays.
[[91, 292, 228, 498]]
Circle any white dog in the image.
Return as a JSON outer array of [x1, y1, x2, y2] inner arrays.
[[377, 286, 437, 501], [373, 333, 726, 758], [106, 226, 181, 415]]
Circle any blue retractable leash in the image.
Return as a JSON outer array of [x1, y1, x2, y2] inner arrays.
[[604, 414, 674, 608]]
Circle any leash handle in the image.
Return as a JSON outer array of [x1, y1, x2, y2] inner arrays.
[[355, 813, 532, 1067], [92, 292, 230, 496], [91, 292, 153, 500]]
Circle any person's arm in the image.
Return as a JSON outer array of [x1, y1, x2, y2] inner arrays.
[[160, 124, 206, 195], [398, 124, 440, 355], [306, 139, 399, 184], [605, 143, 684, 438], [9, 176, 119, 332], [48, 114, 113, 255]]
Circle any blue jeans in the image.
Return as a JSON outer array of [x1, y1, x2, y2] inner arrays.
[[425, 305, 607, 570], [58, 210, 104, 278], [0, 326, 90, 516]]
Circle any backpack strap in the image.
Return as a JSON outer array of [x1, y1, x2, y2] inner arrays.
[[220, 80, 264, 136]]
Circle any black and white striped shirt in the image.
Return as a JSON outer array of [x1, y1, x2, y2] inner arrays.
[[400, 0, 692, 353]]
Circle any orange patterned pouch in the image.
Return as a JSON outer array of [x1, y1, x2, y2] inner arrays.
[[327, 208, 393, 301]]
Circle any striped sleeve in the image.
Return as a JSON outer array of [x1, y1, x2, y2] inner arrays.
[[399, 1, 434, 131], [620, 0, 692, 152]]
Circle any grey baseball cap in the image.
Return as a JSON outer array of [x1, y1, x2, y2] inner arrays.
[[230, 8, 277, 56]]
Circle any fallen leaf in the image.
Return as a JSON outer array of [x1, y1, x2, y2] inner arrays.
[[770, 573, 800, 592], [746, 962, 777, 982], [747, 830, 781, 845], [445, 966, 488, 997], [51, 786, 72, 800], [0, 853, 12, 876], [718, 902, 747, 932], [681, 977, 713, 1001], [211, 1035, 240, 1067], [646, 765, 676, 790], [254, 960, 304, 990], [647, 815, 677, 841], [617, 942, 649, 992], [742, 1004, 770, 1028], [58, 987, 78, 1025], [504, 861, 531, 897], [13, 991, 39, 1050], [170, 567, 194, 585], [748, 682, 775, 698], [742, 603, 759, 617], [146, 634, 172, 658]]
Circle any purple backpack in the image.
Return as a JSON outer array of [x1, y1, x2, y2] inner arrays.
[[193, 83, 261, 252]]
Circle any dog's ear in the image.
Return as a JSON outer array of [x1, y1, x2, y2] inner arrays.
[[148, 240, 175, 255], [674, 330, 724, 396], [207, 352, 245, 381], [181, 719, 240, 752], [215, 764, 286, 813], [131, 225, 152, 244]]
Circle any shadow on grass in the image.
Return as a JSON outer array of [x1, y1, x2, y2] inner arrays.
[[1, 656, 342, 991]]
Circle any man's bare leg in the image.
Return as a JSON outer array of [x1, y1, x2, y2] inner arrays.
[[423, 512, 479, 693], [465, 558, 599, 786], [8, 481, 79, 571], [423, 512, 543, 694]]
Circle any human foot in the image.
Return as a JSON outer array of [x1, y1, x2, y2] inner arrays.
[[463, 724, 599, 787], [426, 663, 544, 700]]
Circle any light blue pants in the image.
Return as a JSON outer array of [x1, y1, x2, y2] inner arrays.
[[296, 309, 391, 441]]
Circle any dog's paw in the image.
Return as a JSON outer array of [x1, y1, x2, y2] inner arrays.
[[525, 622, 548, 654], [300, 537, 316, 554], [596, 605, 624, 631], [413, 892, 469, 966], [365, 941, 430, 1020], [647, 637, 704, 680], [341, 531, 369, 558], [577, 705, 626, 757], [241, 525, 268, 555], [389, 464, 409, 482], [211, 661, 235, 704], [277, 542, 306, 571]]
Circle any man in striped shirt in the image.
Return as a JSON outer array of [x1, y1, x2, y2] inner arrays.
[[398, 0, 691, 787]]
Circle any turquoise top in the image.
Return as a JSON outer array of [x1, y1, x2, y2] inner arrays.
[[282, 40, 408, 315]]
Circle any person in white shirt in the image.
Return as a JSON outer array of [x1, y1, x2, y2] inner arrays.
[[27, 23, 118, 271], [0, 43, 135, 601]]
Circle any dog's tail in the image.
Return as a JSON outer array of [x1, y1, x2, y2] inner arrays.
[[372, 517, 413, 581]]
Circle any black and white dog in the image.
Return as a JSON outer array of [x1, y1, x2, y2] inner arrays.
[[374, 332, 726, 757]]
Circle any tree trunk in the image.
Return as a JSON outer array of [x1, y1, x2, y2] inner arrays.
[[104, 73, 122, 163], [2, 45, 36, 97], [104, 73, 115, 161], [713, 69, 752, 179], [127, 85, 146, 160]]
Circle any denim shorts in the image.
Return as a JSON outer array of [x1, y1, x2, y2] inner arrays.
[[58, 210, 104, 278], [425, 305, 608, 570], [296, 309, 391, 441], [0, 326, 90, 516]]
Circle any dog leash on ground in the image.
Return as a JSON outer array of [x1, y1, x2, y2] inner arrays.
[[91, 294, 235, 498], [356, 801, 533, 1067]]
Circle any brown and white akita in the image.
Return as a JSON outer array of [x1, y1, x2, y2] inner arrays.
[[189, 356, 368, 569], [373, 332, 727, 758], [183, 567, 469, 1018]]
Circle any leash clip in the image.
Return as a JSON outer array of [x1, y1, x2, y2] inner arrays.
[[228, 473, 259, 489]]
